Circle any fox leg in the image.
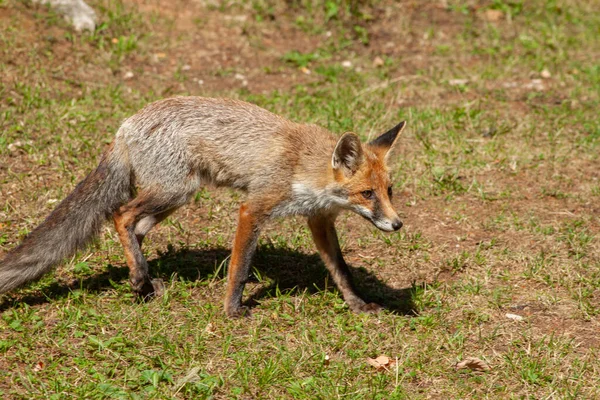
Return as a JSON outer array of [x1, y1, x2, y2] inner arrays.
[[307, 214, 382, 313], [113, 209, 155, 297], [113, 194, 182, 298], [134, 209, 175, 247], [224, 202, 264, 318]]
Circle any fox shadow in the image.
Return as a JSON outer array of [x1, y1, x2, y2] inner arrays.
[[0, 244, 418, 316]]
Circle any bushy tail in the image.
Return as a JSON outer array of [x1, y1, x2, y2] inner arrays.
[[0, 145, 131, 294]]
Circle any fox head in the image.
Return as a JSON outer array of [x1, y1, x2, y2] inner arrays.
[[332, 121, 406, 232]]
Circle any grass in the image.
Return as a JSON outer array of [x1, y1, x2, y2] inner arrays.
[[1, 0, 600, 398]]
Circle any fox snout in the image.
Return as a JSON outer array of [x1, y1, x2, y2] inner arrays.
[[372, 214, 403, 232]]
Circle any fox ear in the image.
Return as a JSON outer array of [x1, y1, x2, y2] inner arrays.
[[369, 121, 406, 159], [332, 133, 363, 176]]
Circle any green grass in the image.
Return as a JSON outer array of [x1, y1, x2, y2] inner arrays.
[[1, 0, 600, 398]]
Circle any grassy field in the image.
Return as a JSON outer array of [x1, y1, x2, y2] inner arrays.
[[1, 0, 599, 398]]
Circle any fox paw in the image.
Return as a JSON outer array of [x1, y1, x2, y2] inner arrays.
[[350, 301, 383, 314], [133, 278, 164, 301], [360, 302, 384, 313], [150, 278, 165, 297], [225, 305, 251, 319]]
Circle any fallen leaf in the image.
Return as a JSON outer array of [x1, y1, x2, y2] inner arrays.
[[173, 366, 201, 394], [33, 361, 45, 372], [455, 357, 490, 372], [203, 322, 215, 334], [367, 355, 396, 371]]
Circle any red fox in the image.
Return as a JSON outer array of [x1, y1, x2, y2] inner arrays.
[[0, 97, 405, 317]]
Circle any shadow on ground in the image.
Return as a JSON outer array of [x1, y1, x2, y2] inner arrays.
[[0, 245, 418, 315]]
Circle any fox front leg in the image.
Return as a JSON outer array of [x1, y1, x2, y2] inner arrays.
[[307, 214, 382, 313], [224, 203, 264, 318]]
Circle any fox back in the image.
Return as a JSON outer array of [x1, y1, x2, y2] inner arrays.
[[118, 97, 331, 195]]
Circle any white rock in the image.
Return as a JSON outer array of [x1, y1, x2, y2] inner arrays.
[[449, 79, 469, 86], [35, 0, 97, 32], [541, 69, 551, 79], [524, 79, 544, 91], [505, 313, 524, 321], [8, 140, 33, 153]]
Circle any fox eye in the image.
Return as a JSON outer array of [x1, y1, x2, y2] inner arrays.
[[361, 190, 374, 200], [388, 186, 393, 197]]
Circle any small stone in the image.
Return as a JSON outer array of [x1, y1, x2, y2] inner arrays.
[[234, 73, 246, 81], [181, 65, 191, 71], [541, 68, 551, 79], [197, 79, 204, 85], [449, 79, 469, 86], [8, 140, 32, 153], [300, 67, 311, 75], [341, 60, 352, 68], [524, 79, 544, 91], [482, 127, 497, 138], [123, 71, 134, 80], [373, 56, 384, 67], [224, 15, 247, 22], [505, 313, 524, 321]]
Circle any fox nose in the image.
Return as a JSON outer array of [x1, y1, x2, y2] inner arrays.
[[392, 220, 403, 231]]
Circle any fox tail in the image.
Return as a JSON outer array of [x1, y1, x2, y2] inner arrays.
[[0, 143, 131, 294]]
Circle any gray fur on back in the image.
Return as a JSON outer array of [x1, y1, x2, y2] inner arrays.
[[117, 97, 316, 197]]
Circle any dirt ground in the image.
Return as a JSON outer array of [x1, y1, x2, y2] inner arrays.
[[1, 0, 599, 398]]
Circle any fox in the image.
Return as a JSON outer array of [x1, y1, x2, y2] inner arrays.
[[0, 97, 406, 317]]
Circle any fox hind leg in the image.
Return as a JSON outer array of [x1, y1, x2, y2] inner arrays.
[[113, 192, 185, 299], [134, 209, 175, 247]]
